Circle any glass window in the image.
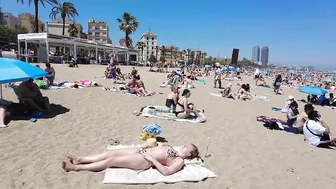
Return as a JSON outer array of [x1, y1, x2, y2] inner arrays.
[[147, 37, 149, 40], [152, 37, 154, 40], [152, 42, 154, 45]]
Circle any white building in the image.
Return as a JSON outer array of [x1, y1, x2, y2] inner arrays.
[[140, 31, 158, 61], [251, 44, 260, 63], [47, 19, 82, 38]]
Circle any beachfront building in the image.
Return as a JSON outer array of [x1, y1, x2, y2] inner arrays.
[[140, 31, 158, 61], [88, 19, 111, 44], [19, 13, 45, 33], [2, 12, 21, 30], [261, 46, 269, 66], [17, 33, 138, 64], [251, 44, 260, 63], [47, 19, 83, 38]]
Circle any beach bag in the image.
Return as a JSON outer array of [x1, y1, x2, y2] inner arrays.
[[34, 80, 46, 88]]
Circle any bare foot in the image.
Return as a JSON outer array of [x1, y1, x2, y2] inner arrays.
[[0, 124, 8, 128], [62, 161, 75, 172], [66, 153, 80, 165]]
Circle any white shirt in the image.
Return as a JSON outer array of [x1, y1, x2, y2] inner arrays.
[[303, 120, 326, 146], [254, 68, 260, 76], [215, 68, 222, 80]]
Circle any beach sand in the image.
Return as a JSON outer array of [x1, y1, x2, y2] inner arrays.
[[1, 64, 336, 189]]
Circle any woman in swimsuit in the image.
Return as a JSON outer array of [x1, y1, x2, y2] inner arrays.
[[175, 89, 204, 120], [237, 84, 251, 100], [62, 144, 199, 176], [44, 63, 55, 86]]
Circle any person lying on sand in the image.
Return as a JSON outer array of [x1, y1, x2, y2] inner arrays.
[[125, 75, 150, 96], [175, 89, 205, 121], [62, 144, 199, 176], [75, 80, 102, 87]]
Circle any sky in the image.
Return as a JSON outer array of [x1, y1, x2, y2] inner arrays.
[[1, 0, 336, 68]]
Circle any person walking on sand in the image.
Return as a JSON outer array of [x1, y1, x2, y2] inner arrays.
[[214, 62, 222, 88]]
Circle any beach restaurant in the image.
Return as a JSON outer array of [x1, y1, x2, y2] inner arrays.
[[17, 33, 139, 64]]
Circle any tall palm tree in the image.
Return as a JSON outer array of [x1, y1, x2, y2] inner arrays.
[[187, 48, 191, 63], [49, 2, 79, 35], [136, 41, 146, 62], [17, 0, 59, 33], [68, 23, 78, 37], [117, 12, 139, 48], [160, 45, 166, 62]]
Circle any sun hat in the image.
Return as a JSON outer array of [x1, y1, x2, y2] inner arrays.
[[288, 95, 295, 100]]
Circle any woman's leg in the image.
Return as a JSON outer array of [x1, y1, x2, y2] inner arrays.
[[0, 107, 8, 128], [68, 148, 139, 165], [63, 154, 151, 172]]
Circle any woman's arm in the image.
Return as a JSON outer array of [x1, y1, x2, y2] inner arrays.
[[183, 98, 188, 111], [144, 154, 184, 176]]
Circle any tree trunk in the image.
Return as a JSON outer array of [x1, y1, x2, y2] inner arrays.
[[62, 16, 65, 35], [34, 0, 39, 33], [125, 32, 129, 48]]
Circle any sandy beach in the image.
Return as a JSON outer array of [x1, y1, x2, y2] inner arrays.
[[1, 64, 336, 189]]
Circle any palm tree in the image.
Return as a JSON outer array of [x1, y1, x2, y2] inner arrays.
[[155, 46, 159, 60], [49, 2, 79, 35], [187, 48, 191, 63], [68, 23, 78, 37], [160, 45, 166, 62], [136, 41, 146, 62], [117, 12, 139, 48], [17, 0, 59, 33]]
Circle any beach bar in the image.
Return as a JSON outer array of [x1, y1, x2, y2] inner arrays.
[[17, 33, 138, 64]]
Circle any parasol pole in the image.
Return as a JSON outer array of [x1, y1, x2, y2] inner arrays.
[[0, 84, 2, 106]]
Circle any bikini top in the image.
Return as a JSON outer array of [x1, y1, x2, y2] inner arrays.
[[166, 145, 178, 158]]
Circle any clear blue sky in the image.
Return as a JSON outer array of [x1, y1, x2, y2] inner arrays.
[[2, 0, 336, 68]]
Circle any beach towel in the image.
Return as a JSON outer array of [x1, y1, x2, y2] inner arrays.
[[254, 95, 269, 101], [138, 105, 206, 123], [256, 115, 287, 125], [209, 93, 222, 98], [103, 145, 216, 184], [271, 107, 282, 112]]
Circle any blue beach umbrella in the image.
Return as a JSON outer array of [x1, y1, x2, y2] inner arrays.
[[0, 58, 48, 84], [229, 66, 237, 72], [0, 58, 48, 103], [302, 75, 309, 79], [323, 77, 333, 82], [298, 86, 328, 95]]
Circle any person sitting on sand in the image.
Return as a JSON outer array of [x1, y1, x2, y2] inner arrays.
[[296, 104, 315, 133], [165, 86, 180, 111], [44, 63, 55, 86], [125, 75, 150, 96], [116, 68, 125, 80], [303, 110, 336, 148], [221, 83, 235, 99], [62, 144, 199, 175], [237, 84, 251, 100], [282, 95, 296, 113], [18, 78, 50, 113], [286, 101, 299, 127], [175, 89, 205, 120]]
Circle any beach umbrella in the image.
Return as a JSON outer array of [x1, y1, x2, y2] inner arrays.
[[323, 77, 333, 82], [221, 66, 228, 71], [302, 75, 309, 79], [298, 86, 328, 95], [0, 58, 48, 103], [204, 65, 211, 68], [229, 66, 237, 72]]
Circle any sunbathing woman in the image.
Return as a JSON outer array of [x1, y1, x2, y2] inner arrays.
[[125, 75, 150, 96], [175, 89, 205, 121], [62, 144, 199, 176]]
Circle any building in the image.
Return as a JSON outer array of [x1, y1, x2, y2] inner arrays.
[[140, 30, 158, 61], [251, 44, 260, 63], [260, 46, 269, 66], [2, 12, 21, 30], [19, 13, 44, 33], [88, 19, 110, 44], [47, 19, 82, 37]]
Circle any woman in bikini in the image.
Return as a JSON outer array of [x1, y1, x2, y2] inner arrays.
[[44, 63, 55, 86], [62, 144, 199, 176], [237, 84, 251, 100], [175, 89, 204, 120]]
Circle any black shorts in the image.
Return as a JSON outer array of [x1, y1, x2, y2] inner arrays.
[[317, 135, 331, 148], [254, 75, 259, 79]]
